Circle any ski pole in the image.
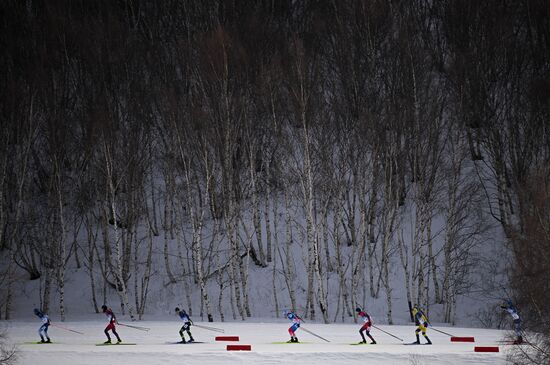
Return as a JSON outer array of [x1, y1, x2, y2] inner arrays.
[[300, 326, 330, 343], [429, 327, 454, 337], [193, 324, 225, 333], [372, 325, 403, 341], [50, 323, 85, 335], [117, 323, 150, 332]]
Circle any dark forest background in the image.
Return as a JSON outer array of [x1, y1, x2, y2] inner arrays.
[[1, 1, 549, 362]]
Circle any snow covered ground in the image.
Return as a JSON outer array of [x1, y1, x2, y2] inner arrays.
[[6, 319, 512, 364]]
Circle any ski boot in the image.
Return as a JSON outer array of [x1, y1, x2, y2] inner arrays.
[[45, 338, 51, 343], [424, 336, 432, 345], [104, 339, 112, 344], [414, 334, 420, 344], [189, 337, 195, 343], [370, 340, 377, 344]]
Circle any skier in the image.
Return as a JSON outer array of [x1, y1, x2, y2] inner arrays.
[[102, 304, 122, 344], [175, 307, 195, 343], [283, 310, 301, 343], [33, 308, 51, 343], [501, 300, 522, 344], [355, 307, 376, 344], [412, 305, 432, 344]]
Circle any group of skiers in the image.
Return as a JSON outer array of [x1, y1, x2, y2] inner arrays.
[[281, 305, 427, 345], [283, 301, 522, 345], [32, 305, 194, 345], [32, 300, 523, 345]]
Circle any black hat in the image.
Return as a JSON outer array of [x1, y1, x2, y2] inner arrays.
[[175, 307, 180, 312], [101, 305, 108, 312], [355, 307, 361, 313], [34, 308, 41, 316]]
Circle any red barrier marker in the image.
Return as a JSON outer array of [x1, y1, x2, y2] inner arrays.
[[474, 346, 499, 352], [227, 344, 251, 351], [216, 336, 240, 341], [451, 337, 475, 342]]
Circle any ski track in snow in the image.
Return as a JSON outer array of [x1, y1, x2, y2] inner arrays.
[[7, 321, 510, 364]]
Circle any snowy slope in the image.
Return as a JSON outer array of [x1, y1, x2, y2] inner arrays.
[[7, 319, 512, 365]]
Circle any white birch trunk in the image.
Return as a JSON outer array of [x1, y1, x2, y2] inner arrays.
[[283, 188, 296, 311], [103, 140, 135, 321]]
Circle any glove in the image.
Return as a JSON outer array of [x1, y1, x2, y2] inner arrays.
[[500, 305, 507, 309]]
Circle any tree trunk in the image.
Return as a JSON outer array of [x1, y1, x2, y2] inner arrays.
[[163, 196, 177, 284], [56, 163, 67, 321], [86, 216, 99, 313], [264, 185, 273, 263], [176, 232, 193, 315], [283, 188, 296, 311], [250, 157, 265, 267], [398, 229, 412, 317]]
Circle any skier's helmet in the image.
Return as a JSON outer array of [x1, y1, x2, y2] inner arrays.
[[101, 305, 108, 312], [355, 307, 361, 313], [175, 307, 180, 312], [33, 308, 41, 316]]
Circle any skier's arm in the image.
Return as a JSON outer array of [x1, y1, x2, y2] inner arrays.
[[422, 314, 429, 327]]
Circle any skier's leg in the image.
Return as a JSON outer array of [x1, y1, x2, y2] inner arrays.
[[292, 324, 299, 342], [44, 324, 51, 342], [415, 327, 421, 344], [180, 325, 190, 343], [359, 323, 367, 343], [38, 325, 45, 342], [288, 326, 295, 342], [359, 328, 366, 343], [104, 326, 112, 343], [514, 320, 522, 343], [366, 331, 376, 344], [420, 325, 431, 344], [184, 323, 194, 341], [112, 326, 121, 342]]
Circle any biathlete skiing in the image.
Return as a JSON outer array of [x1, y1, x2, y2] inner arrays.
[[411, 305, 432, 345], [355, 307, 376, 344], [34, 308, 52, 343], [102, 304, 122, 344], [501, 300, 522, 344], [175, 307, 195, 343], [284, 310, 301, 343]]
